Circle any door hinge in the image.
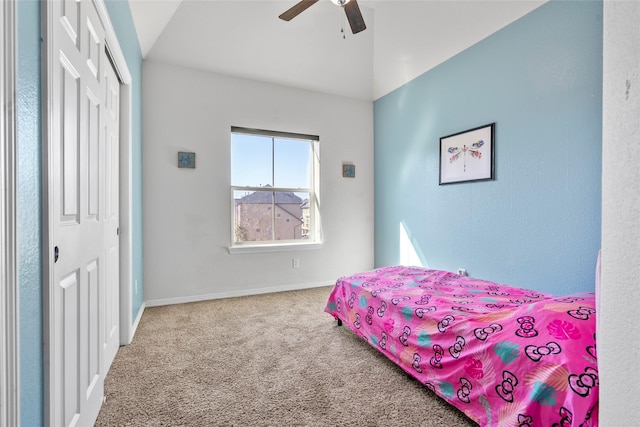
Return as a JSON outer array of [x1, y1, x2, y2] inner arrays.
[[117, 227, 120, 236]]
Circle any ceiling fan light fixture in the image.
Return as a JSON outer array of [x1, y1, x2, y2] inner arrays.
[[331, 0, 351, 7]]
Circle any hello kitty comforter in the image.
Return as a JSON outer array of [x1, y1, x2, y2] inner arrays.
[[325, 266, 598, 426]]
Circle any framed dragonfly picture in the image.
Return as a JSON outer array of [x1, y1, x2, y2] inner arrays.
[[439, 122, 495, 185]]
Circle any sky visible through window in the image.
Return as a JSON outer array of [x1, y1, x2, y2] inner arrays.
[[231, 133, 312, 190]]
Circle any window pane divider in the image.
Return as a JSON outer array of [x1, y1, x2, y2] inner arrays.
[[231, 186, 313, 193]]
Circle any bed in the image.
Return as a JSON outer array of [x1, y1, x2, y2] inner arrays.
[[325, 266, 598, 426]]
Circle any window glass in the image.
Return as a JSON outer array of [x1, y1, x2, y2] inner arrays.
[[231, 134, 272, 187], [274, 138, 311, 189]]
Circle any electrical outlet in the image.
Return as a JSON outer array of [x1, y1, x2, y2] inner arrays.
[[292, 258, 300, 269]]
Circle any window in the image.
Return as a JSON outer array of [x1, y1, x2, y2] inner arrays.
[[231, 127, 321, 250]]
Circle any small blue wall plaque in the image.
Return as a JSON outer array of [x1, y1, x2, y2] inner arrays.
[[343, 164, 355, 178], [178, 151, 196, 169]]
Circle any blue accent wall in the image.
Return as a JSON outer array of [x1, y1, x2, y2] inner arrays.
[[374, 0, 602, 294], [17, 1, 42, 424], [16, 1, 142, 424]]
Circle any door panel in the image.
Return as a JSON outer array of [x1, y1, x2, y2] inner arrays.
[[60, 271, 79, 427], [103, 58, 120, 370], [85, 19, 100, 79], [85, 259, 101, 397], [87, 89, 100, 219], [60, 56, 80, 221], [60, 0, 79, 46]]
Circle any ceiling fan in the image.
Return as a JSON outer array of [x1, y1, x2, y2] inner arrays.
[[279, 0, 367, 35]]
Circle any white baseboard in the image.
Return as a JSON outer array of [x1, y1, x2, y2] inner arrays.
[[144, 281, 332, 307], [131, 302, 146, 336]]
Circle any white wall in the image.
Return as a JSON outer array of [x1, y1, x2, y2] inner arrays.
[[601, 1, 640, 423], [142, 61, 374, 305]]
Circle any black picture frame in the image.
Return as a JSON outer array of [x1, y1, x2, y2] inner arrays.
[[439, 123, 495, 185]]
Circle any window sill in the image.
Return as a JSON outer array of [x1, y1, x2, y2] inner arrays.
[[228, 241, 323, 255]]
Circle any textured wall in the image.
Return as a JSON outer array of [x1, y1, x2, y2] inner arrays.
[[600, 1, 640, 423], [374, 0, 602, 294], [17, 1, 42, 424]]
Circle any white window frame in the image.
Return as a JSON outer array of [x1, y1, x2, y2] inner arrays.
[[229, 127, 322, 254]]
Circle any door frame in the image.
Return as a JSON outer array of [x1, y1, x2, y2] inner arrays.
[[42, 0, 134, 424], [1, 0, 19, 425]]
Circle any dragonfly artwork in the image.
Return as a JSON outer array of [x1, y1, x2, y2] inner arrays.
[[447, 140, 485, 173], [439, 123, 494, 184]]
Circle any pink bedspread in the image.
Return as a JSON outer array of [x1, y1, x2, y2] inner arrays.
[[325, 266, 598, 426]]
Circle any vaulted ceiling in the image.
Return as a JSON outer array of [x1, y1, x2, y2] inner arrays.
[[128, 0, 547, 100]]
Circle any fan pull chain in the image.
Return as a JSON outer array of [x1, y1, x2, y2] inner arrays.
[[341, 10, 346, 39]]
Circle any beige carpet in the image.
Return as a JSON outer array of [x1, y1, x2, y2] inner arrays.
[[95, 286, 476, 426]]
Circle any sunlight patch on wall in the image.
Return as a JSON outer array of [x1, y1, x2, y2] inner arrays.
[[399, 221, 424, 267]]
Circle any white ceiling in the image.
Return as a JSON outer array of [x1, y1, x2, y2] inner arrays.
[[128, 0, 547, 100]]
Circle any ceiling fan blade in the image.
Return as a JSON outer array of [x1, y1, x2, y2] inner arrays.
[[279, 0, 320, 21], [344, 0, 366, 34]]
